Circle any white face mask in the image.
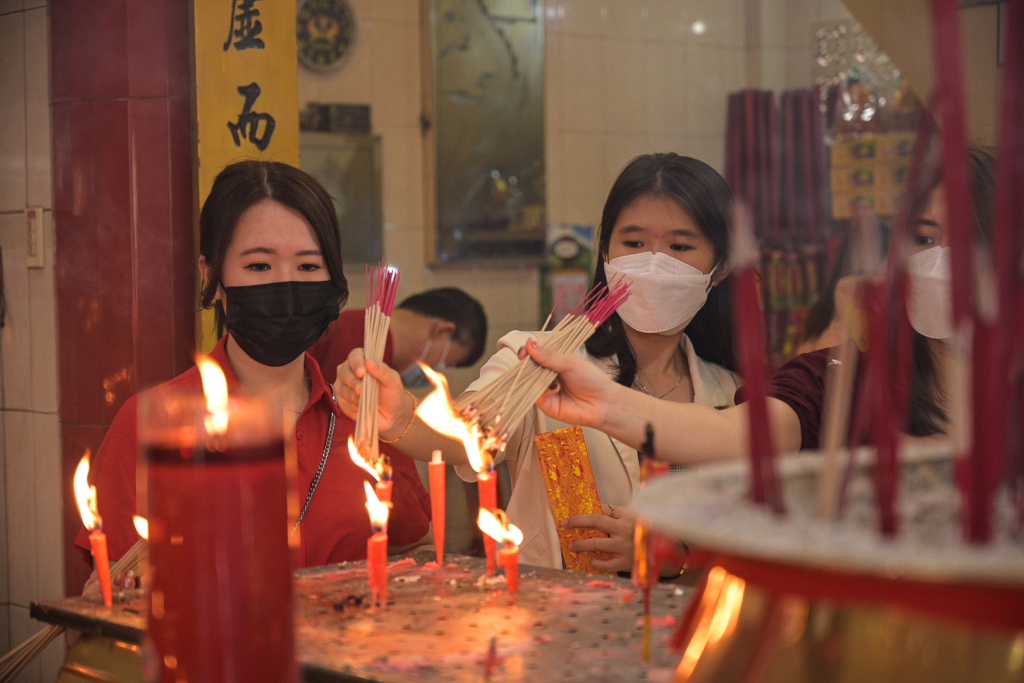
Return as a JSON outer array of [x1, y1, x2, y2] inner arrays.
[[603, 252, 716, 335], [906, 246, 952, 339]]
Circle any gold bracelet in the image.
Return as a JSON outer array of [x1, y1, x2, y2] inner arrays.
[[380, 390, 417, 443]]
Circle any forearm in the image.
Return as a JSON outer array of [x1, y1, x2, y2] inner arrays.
[[378, 392, 471, 466], [598, 386, 804, 466], [599, 384, 749, 466]]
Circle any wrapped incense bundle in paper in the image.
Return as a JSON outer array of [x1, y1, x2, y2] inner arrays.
[[354, 261, 401, 468], [533, 426, 612, 574], [454, 279, 630, 451]]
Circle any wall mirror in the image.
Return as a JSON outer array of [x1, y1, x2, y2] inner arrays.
[[426, 0, 546, 264]]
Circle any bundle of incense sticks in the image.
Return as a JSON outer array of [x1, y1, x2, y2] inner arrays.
[[0, 539, 147, 682], [354, 261, 401, 467], [454, 279, 630, 449]]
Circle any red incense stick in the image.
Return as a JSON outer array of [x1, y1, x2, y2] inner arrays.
[[967, 0, 1024, 542], [731, 205, 783, 513]]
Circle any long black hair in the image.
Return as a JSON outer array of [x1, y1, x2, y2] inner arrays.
[[904, 146, 996, 436], [199, 160, 349, 335], [584, 153, 737, 386]]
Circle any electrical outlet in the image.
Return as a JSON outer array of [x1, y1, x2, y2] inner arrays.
[[26, 207, 44, 268]]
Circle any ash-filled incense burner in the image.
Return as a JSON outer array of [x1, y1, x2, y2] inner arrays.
[[632, 446, 1024, 683]]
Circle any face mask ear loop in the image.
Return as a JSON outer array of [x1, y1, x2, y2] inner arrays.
[[418, 336, 433, 364], [705, 263, 720, 294], [436, 333, 453, 370]]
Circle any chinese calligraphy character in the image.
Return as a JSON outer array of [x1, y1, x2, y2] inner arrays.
[[224, 0, 264, 51], [227, 83, 275, 151]]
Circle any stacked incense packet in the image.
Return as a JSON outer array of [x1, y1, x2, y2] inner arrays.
[[0, 539, 147, 683], [353, 261, 401, 468], [454, 279, 631, 450]]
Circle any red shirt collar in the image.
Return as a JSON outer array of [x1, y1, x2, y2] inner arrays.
[[208, 335, 340, 418]]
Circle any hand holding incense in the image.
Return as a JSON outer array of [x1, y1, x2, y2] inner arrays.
[[354, 261, 401, 469], [74, 452, 112, 607], [453, 279, 630, 449], [429, 450, 446, 566]]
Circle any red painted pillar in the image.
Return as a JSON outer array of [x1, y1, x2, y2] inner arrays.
[[50, 0, 195, 595]]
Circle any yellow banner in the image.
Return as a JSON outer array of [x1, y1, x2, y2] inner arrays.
[[193, 0, 300, 351]]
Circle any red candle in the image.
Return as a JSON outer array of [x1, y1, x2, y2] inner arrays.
[[478, 509, 523, 593], [364, 482, 390, 608], [367, 531, 388, 608], [89, 529, 113, 607], [429, 450, 446, 566], [498, 544, 519, 594], [478, 469, 497, 575], [74, 454, 113, 608], [142, 362, 296, 683]]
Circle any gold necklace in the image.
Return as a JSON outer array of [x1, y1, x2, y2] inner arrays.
[[632, 370, 683, 399]]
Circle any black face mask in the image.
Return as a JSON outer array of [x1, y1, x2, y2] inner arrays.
[[223, 280, 341, 367]]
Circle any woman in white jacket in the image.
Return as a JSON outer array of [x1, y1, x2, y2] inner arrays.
[[336, 154, 741, 572]]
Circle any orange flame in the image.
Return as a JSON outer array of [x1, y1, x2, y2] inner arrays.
[[348, 437, 380, 481], [676, 567, 746, 678], [477, 508, 523, 547], [197, 356, 229, 435], [364, 481, 390, 530], [133, 515, 149, 540], [708, 574, 745, 644], [74, 452, 101, 530], [414, 362, 493, 472]]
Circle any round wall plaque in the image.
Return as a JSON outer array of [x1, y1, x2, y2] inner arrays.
[[297, 0, 357, 72]]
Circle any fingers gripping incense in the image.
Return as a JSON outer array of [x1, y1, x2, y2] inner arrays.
[[355, 260, 401, 471], [455, 279, 631, 451]]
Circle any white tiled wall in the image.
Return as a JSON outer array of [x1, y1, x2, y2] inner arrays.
[[548, 0, 749, 233], [750, 0, 853, 92], [0, 1, 65, 680]]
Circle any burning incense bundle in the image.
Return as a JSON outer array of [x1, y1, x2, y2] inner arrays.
[[354, 261, 401, 468], [0, 538, 147, 683], [453, 279, 630, 451]]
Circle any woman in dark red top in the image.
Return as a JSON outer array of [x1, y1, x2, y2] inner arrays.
[[75, 161, 430, 571]]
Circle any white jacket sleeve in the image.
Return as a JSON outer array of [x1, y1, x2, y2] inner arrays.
[[455, 330, 541, 482]]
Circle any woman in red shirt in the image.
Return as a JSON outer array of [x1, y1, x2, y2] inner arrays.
[[75, 161, 431, 576]]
